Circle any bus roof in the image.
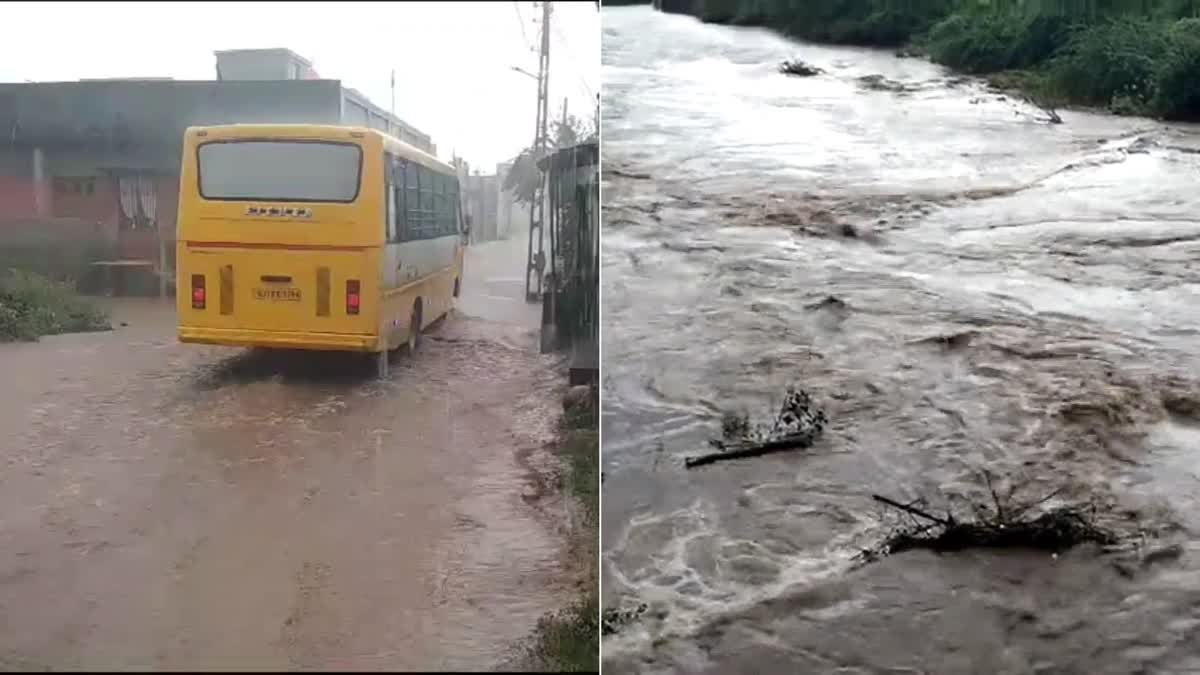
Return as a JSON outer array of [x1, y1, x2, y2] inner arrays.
[[185, 123, 454, 175]]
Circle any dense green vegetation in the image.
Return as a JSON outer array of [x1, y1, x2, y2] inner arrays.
[[691, 0, 1200, 119], [0, 269, 111, 342]]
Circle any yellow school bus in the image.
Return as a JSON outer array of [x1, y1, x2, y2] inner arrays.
[[176, 124, 466, 377]]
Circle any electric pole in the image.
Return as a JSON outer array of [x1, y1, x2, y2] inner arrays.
[[524, 0, 552, 303]]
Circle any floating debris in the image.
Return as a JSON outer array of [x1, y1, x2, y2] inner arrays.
[[857, 473, 1122, 564], [602, 602, 648, 636], [686, 386, 827, 468]]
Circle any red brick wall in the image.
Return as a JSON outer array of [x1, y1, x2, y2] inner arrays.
[[51, 175, 118, 230], [0, 175, 40, 220], [0, 172, 180, 272]]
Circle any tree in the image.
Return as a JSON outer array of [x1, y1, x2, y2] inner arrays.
[[503, 106, 593, 205]]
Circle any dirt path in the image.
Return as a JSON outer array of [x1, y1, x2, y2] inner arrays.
[[0, 239, 570, 670]]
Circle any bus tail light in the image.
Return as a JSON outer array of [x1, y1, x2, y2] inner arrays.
[[191, 274, 206, 309], [346, 279, 360, 315]]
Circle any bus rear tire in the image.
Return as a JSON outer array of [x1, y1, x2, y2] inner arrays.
[[375, 349, 389, 380], [406, 302, 423, 355]]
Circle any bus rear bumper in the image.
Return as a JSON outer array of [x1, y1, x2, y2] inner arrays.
[[179, 326, 380, 352]]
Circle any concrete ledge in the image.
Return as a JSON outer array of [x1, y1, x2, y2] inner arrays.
[[568, 338, 598, 387]]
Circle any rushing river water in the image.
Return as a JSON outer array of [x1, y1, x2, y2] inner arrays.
[[601, 6, 1200, 674]]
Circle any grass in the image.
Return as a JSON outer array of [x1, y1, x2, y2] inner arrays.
[[0, 269, 111, 342], [519, 389, 599, 672], [521, 594, 600, 672]]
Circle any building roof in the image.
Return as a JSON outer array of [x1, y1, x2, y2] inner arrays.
[[0, 79, 345, 152], [213, 47, 313, 68]]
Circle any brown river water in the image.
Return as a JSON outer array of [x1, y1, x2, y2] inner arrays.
[[602, 6, 1200, 674], [0, 236, 574, 670]]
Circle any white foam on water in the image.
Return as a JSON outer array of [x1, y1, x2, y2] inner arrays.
[[602, 494, 873, 660]]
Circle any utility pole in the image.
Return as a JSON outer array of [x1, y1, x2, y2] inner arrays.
[[524, 0, 552, 303]]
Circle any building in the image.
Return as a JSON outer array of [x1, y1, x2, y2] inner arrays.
[[495, 159, 530, 242], [0, 48, 435, 291], [463, 171, 499, 243], [454, 157, 531, 246], [216, 49, 434, 153]]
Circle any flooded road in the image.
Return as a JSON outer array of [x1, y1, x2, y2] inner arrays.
[[0, 235, 571, 670], [602, 6, 1200, 674]]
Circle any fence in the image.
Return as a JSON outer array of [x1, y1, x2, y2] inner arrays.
[[538, 142, 599, 381]]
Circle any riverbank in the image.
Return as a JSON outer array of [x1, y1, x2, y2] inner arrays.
[[673, 1, 1200, 120]]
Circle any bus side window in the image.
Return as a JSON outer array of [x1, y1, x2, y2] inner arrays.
[[435, 174, 448, 237], [404, 162, 420, 241], [400, 157, 410, 241], [385, 152, 398, 242], [424, 167, 436, 238], [450, 177, 461, 233]]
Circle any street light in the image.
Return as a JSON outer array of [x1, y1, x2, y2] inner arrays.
[[511, 66, 538, 81]]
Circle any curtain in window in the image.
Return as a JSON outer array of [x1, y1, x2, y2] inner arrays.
[[118, 176, 138, 228], [137, 174, 157, 229]]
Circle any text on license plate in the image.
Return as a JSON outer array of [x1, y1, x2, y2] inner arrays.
[[253, 287, 301, 302]]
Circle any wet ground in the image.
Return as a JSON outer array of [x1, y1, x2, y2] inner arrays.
[[602, 7, 1200, 674], [0, 234, 572, 670]]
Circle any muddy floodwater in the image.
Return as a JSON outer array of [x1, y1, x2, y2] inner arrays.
[[602, 6, 1200, 674], [0, 236, 572, 670]]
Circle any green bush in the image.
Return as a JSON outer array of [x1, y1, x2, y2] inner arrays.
[[0, 269, 111, 342], [1048, 18, 1171, 108], [924, 11, 1078, 73], [521, 595, 599, 673], [1152, 17, 1200, 117], [700, 0, 741, 23]]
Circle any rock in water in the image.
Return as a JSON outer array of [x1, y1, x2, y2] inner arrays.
[[779, 59, 823, 77]]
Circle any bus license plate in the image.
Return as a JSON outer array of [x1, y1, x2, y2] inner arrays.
[[254, 287, 302, 302]]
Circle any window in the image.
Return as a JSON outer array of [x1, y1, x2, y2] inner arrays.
[[53, 177, 96, 196], [198, 141, 362, 202], [420, 166, 435, 237], [392, 160, 458, 241], [385, 152, 397, 241], [433, 174, 445, 236], [398, 157, 412, 241], [403, 161, 420, 241], [448, 177, 460, 235]]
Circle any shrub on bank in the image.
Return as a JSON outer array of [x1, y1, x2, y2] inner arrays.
[[1045, 17, 1170, 108], [924, 11, 1077, 73], [1151, 17, 1200, 116], [0, 269, 111, 342], [522, 595, 599, 672]]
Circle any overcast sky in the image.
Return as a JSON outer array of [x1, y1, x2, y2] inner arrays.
[[0, 1, 599, 170]]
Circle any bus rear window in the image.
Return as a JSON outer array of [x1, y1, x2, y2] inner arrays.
[[197, 141, 362, 203]]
